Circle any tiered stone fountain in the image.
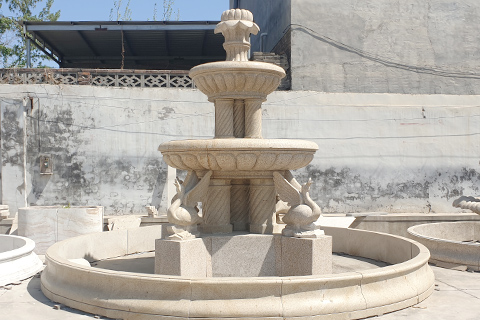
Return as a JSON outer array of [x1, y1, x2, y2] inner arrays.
[[159, 9, 320, 238], [156, 9, 330, 278], [40, 9, 435, 320]]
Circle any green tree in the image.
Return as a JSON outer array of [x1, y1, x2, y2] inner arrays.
[[159, 0, 179, 21], [109, 0, 132, 21], [0, 0, 60, 68], [110, 0, 179, 22]]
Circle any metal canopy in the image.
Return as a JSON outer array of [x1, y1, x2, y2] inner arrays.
[[23, 21, 226, 70]]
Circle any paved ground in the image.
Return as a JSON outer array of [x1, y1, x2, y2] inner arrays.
[[1, 254, 479, 320]]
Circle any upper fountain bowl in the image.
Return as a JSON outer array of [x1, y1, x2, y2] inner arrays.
[[159, 138, 317, 177], [189, 61, 286, 102]]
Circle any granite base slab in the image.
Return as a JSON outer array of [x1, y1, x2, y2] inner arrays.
[[155, 233, 332, 277]]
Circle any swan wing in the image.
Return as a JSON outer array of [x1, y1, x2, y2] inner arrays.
[[284, 170, 302, 190], [182, 171, 200, 194], [184, 171, 212, 207], [273, 171, 302, 207]]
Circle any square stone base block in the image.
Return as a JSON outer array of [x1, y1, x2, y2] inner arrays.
[[280, 236, 332, 276], [154, 238, 208, 277], [155, 234, 332, 277]]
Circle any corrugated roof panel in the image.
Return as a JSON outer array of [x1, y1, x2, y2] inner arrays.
[[24, 21, 225, 69]]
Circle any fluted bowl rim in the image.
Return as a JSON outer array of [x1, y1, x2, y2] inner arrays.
[[189, 61, 286, 79]]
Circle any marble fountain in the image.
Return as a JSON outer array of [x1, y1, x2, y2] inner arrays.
[[40, 9, 434, 319], [408, 196, 480, 270], [0, 234, 43, 287]]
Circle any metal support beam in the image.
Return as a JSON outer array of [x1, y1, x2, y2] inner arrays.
[[26, 24, 217, 32], [122, 31, 138, 66], [164, 30, 170, 56], [24, 34, 61, 65], [77, 30, 105, 64], [62, 55, 225, 61], [26, 38, 31, 68], [200, 30, 208, 57], [77, 31, 100, 56]]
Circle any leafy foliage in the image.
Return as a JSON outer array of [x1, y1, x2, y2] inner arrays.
[[110, 0, 179, 22], [109, 0, 131, 21], [160, 0, 179, 21], [0, 0, 60, 68]]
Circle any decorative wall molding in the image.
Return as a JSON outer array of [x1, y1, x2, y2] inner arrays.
[[0, 68, 195, 88]]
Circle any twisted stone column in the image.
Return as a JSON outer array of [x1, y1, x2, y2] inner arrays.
[[214, 98, 234, 138], [244, 98, 263, 138], [200, 179, 233, 234], [233, 99, 245, 138], [249, 178, 276, 234], [230, 179, 249, 231]]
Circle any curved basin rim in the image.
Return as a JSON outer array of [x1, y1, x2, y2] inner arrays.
[[408, 221, 480, 246], [0, 235, 35, 261], [44, 228, 431, 282]]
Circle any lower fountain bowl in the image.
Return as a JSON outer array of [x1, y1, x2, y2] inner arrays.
[[41, 226, 434, 319], [408, 221, 480, 270], [159, 138, 318, 174], [0, 235, 43, 286]]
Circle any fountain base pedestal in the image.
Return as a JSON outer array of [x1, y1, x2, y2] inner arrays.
[[154, 238, 208, 277], [280, 236, 332, 276], [154, 233, 332, 277]]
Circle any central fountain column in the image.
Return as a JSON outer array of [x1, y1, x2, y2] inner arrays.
[[244, 98, 264, 138], [214, 98, 235, 138], [249, 178, 276, 233], [201, 179, 233, 233], [230, 179, 249, 231]]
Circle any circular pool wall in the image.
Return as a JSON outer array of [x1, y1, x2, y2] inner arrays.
[[41, 226, 434, 320], [0, 235, 43, 286], [408, 221, 480, 270]]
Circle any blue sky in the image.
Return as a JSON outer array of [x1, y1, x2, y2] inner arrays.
[[50, 0, 229, 21]]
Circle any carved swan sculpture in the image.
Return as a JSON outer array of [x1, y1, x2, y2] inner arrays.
[[167, 170, 212, 240], [273, 171, 323, 238], [453, 196, 480, 215]]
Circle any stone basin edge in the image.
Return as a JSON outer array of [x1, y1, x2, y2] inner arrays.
[[41, 226, 434, 319]]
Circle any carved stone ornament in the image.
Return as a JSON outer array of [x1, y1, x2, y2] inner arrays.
[[273, 171, 323, 238], [453, 196, 480, 215], [167, 171, 212, 240], [215, 9, 259, 62]]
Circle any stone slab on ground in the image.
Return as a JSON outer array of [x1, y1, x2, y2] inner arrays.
[[18, 207, 103, 254]]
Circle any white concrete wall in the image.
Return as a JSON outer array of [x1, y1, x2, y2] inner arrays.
[[0, 84, 214, 216], [263, 92, 480, 213], [0, 84, 478, 215]]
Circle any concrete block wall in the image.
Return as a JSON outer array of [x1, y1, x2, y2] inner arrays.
[[252, 52, 290, 90], [237, 0, 480, 95]]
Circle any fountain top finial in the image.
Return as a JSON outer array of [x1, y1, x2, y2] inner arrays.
[[215, 9, 259, 61], [220, 8, 254, 22]]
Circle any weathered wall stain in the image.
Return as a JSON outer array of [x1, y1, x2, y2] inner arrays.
[[295, 165, 480, 214], [22, 93, 172, 215], [1, 99, 27, 215], [2, 109, 24, 166]]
